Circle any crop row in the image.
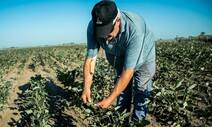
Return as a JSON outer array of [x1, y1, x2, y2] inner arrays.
[[17, 75, 52, 127], [0, 80, 12, 116], [0, 48, 32, 80]]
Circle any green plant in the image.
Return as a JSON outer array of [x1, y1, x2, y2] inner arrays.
[[21, 75, 51, 127], [0, 81, 12, 112]]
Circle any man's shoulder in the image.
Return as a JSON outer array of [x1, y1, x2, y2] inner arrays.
[[121, 10, 142, 20], [120, 10, 146, 33]]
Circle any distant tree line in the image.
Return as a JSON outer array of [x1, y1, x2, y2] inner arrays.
[[175, 32, 212, 43]]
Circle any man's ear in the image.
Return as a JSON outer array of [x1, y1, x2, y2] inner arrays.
[[116, 17, 121, 26]]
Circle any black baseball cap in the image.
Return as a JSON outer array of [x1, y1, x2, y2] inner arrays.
[[92, 0, 118, 38]]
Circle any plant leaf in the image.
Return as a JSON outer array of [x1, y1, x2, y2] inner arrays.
[[175, 79, 184, 89], [25, 109, 33, 114], [188, 84, 197, 91]]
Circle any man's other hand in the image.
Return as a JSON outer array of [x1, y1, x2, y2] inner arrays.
[[81, 88, 91, 103]]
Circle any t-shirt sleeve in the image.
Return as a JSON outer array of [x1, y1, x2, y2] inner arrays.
[[86, 20, 99, 58], [124, 29, 144, 69]]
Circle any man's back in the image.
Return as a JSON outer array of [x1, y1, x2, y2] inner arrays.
[[87, 10, 155, 71]]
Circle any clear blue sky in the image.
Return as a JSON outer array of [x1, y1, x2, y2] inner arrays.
[[0, 0, 211, 48]]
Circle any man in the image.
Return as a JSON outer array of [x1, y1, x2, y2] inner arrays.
[[81, 0, 155, 122]]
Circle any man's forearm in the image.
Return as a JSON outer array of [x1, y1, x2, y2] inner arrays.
[[83, 57, 97, 89], [108, 68, 134, 101]]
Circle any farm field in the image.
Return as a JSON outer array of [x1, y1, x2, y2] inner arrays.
[[0, 40, 211, 127]]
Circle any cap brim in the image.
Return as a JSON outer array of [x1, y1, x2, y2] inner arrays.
[[95, 22, 113, 38]]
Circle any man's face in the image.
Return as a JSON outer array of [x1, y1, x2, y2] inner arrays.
[[105, 18, 120, 43]]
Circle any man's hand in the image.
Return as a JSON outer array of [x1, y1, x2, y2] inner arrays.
[[81, 88, 91, 103], [95, 97, 114, 109]]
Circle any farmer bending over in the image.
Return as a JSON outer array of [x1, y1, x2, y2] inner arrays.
[[81, 0, 156, 122]]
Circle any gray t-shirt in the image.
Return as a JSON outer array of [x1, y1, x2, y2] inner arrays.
[[86, 10, 155, 72]]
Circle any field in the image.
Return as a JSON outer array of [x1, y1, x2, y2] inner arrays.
[[0, 40, 211, 127]]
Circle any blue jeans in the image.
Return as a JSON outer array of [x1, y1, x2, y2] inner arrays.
[[115, 62, 155, 121]]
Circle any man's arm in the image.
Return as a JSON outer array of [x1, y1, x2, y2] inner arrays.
[[81, 56, 97, 103], [95, 68, 134, 108]]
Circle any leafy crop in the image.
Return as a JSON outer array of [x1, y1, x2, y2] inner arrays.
[[0, 41, 211, 126], [18, 75, 52, 127], [151, 41, 212, 126], [0, 81, 12, 113], [56, 65, 135, 126], [0, 48, 31, 80]]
